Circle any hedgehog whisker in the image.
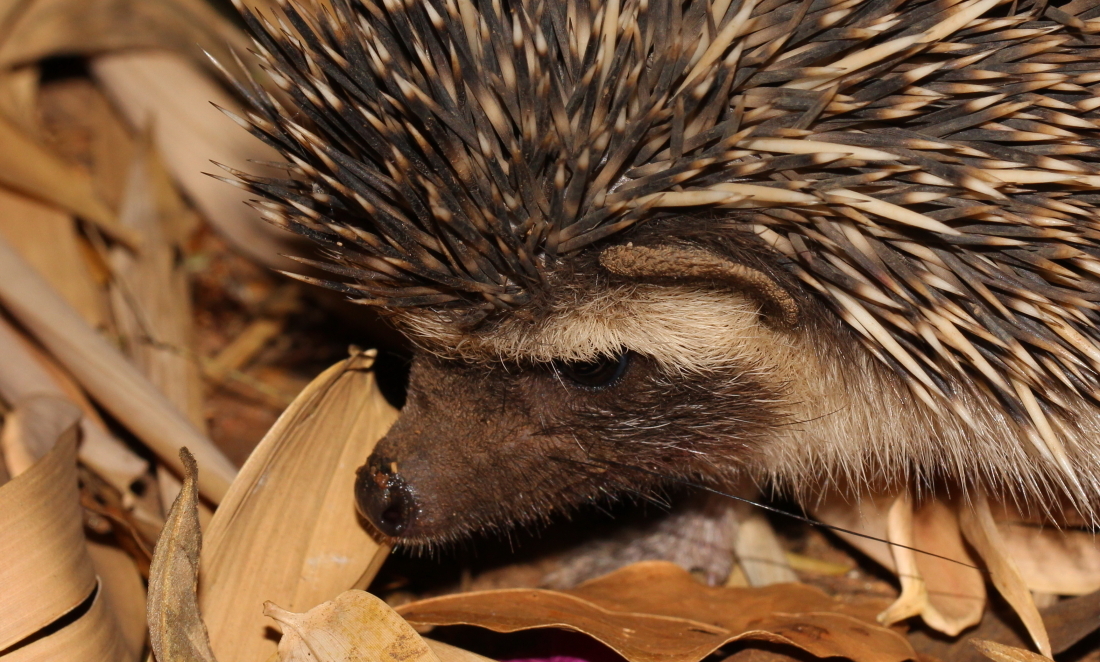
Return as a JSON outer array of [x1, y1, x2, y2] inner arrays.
[[554, 455, 987, 574]]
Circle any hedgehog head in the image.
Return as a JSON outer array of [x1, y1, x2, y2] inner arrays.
[[225, 0, 1100, 544]]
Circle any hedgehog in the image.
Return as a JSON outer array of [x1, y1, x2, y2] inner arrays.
[[217, 0, 1100, 571]]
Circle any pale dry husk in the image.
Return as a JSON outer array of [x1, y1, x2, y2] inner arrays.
[[199, 349, 398, 662]]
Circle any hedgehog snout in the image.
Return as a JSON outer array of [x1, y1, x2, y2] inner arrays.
[[354, 456, 418, 537]]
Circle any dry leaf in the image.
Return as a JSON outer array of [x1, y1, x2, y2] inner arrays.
[[1, 581, 130, 662], [200, 350, 398, 662], [878, 494, 985, 636], [731, 501, 798, 586], [87, 541, 148, 661], [960, 494, 1050, 658], [998, 522, 1100, 596], [812, 491, 897, 571], [147, 448, 217, 662], [1043, 588, 1100, 654], [0, 395, 129, 659], [0, 396, 95, 649], [425, 639, 497, 662], [398, 561, 916, 662], [0, 0, 251, 71], [0, 111, 136, 248], [92, 51, 301, 269], [266, 591, 441, 662], [0, 232, 236, 503], [970, 639, 1052, 662]]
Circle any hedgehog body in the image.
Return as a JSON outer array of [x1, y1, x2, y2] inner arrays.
[[226, 0, 1100, 549]]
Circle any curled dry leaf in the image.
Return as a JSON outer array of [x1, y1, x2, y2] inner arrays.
[[959, 494, 1050, 658], [878, 493, 985, 636], [147, 448, 217, 662], [398, 561, 916, 662], [2, 581, 130, 662], [266, 591, 440, 662], [200, 350, 399, 662], [0, 395, 129, 660], [0, 396, 94, 649]]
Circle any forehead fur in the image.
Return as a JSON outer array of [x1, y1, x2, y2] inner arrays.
[[399, 284, 783, 375]]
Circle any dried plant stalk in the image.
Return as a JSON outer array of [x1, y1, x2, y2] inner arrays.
[[0, 232, 236, 503], [200, 350, 398, 662], [0, 314, 149, 500], [0, 65, 40, 135], [109, 136, 205, 430], [0, 188, 107, 328]]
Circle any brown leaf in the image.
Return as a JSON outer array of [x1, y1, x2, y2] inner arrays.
[[959, 495, 1050, 658], [147, 448, 217, 662], [878, 494, 985, 636], [998, 522, 1100, 596], [1043, 588, 1100, 654], [0, 0, 250, 72], [87, 541, 148, 661], [398, 561, 916, 662], [266, 590, 441, 662], [969, 639, 1051, 662], [0, 396, 93, 649]]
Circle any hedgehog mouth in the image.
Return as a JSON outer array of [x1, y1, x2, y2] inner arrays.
[[381, 465, 657, 551], [377, 480, 738, 590]]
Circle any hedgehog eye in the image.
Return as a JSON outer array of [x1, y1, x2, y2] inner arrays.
[[554, 351, 630, 389]]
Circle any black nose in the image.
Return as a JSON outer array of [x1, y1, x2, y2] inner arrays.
[[354, 459, 417, 537]]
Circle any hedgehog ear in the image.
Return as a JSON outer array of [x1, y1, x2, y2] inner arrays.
[[599, 244, 799, 327]]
